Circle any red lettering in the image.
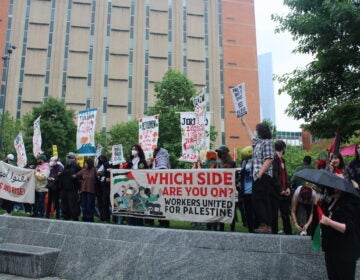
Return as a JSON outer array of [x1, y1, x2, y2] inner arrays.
[[197, 172, 205, 185], [223, 172, 233, 185]]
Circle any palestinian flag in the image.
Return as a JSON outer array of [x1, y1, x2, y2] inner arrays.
[[113, 172, 135, 185], [312, 205, 324, 251]]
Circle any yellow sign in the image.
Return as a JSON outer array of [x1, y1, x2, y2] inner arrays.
[[52, 145, 58, 157], [76, 155, 84, 168]]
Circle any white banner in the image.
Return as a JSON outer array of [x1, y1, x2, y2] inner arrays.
[[111, 144, 126, 165], [230, 83, 248, 118], [0, 161, 35, 203], [179, 112, 210, 163], [139, 115, 159, 159], [76, 108, 97, 156], [14, 132, 27, 168], [110, 169, 235, 223], [33, 117, 43, 157]]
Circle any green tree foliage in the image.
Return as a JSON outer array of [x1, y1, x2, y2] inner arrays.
[[283, 145, 318, 178], [22, 98, 76, 162], [0, 112, 21, 158], [106, 120, 138, 161], [147, 69, 217, 168], [273, 0, 360, 141], [147, 70, 196, 168]]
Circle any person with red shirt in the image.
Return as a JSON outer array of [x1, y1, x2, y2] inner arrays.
[[272, 140, 292, 234]]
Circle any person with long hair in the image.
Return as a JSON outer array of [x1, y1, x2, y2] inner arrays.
[[320, 188, 360, 280], [128, 144, 148, 170], [126, 144, 148, 226], [241, 118, 274, 234], [328, 152, 345, 177], [74, 157, 97, 222]]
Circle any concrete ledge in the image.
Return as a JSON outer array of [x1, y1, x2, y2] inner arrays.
[[0, 243, 60, 278], [0, 216, 357, 279]]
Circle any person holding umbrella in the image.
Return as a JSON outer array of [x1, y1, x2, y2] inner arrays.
[[294, 168, 360, 280], [319, 187, 360, 280]]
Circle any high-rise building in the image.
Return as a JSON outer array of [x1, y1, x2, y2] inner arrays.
[[1, 0, 260, 150], [258, 52, 276, 125]]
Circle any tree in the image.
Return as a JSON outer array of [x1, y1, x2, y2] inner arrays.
[[147, 70, 217, 168], [0, 112, 22, 158], [22, 98, 77, 162], [273, 0, 360, 141], [106, 120, 138, 161]]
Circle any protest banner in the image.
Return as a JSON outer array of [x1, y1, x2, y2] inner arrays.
[[111, 144, 126, 165], [139, 115, 159, 159], [0, 161, 35, 203], [14, 132, 27, 168], [76, 108, 97, 156], [110, 169, 235, 223], [33, 116, 43, 157], [179, 112, 210, 163], [230, 83, 248, 118]]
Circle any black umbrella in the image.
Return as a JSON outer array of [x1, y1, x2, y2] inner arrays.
[[294, 169, 360, 198]]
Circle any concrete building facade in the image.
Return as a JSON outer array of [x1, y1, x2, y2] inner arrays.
[[1, 0, 260, 149]]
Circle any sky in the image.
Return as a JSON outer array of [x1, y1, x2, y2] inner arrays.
[[254, 0, 312, 131]]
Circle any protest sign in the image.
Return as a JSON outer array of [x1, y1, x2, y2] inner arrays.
[[179, 112, 210, 163], [33, 117, 43, 157], [139, 115, 159, 159], [230, 83, 248, 118], [0, 161, 35, 203], [110, 169, 235, 223], [179, 88, 210, 162], [14, 132, 27, 168], [76, 108, 97, 155], [111, 144, 125, 165]]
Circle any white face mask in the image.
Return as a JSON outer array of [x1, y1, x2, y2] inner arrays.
[[131, 150, 138, 156], [49, 160, 56, 167], [254, 131, 259, 138]]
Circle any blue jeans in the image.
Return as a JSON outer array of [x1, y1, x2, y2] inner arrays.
[[33, 192, 46, 217], [80, 192, 95, 222]]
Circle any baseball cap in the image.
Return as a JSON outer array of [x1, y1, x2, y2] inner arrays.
[[215, 145, 229, 153], [37, 154, 47, 161]]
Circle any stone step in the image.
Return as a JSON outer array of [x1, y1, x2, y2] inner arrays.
[[0, 243, 60, 279]]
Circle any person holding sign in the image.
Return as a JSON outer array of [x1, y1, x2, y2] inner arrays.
[[125, 144, 148, 226], [241, 118, 274, 234]]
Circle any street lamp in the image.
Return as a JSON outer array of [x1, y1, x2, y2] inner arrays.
[[0, 44, 16, 153]]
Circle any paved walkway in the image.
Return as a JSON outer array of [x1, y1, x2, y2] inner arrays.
[[0, 274, 65, 280]]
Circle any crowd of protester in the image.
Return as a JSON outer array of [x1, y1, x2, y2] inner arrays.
[[1, 140, 359, 236], [2, 139, 360, 233], [1, 128, 359, 279]]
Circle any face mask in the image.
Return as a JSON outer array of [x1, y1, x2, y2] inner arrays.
[[131, 150, 138, 156], [254, 131, 259, 138], [49, 160, 56, 167], [245, 164, 251, 171]]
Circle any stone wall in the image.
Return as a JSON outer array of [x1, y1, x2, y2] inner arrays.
[[0, 216, 351, 280]]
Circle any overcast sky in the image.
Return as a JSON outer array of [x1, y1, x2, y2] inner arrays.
[[254, 0, 312, 131]]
